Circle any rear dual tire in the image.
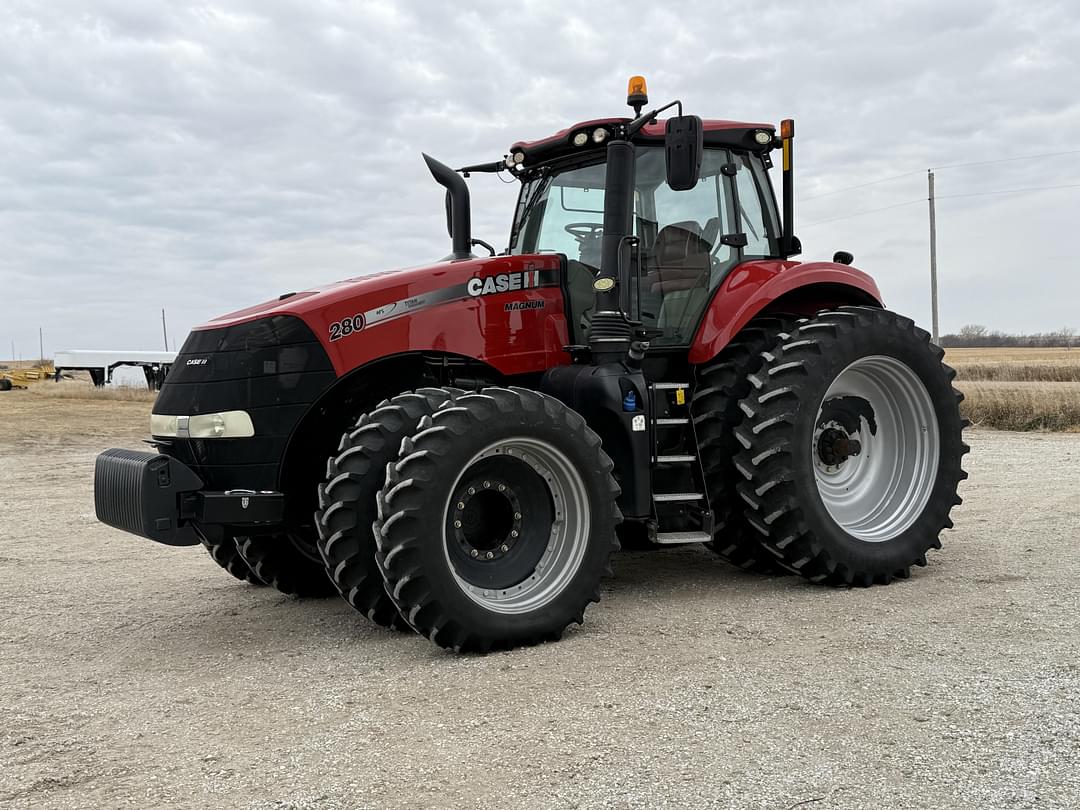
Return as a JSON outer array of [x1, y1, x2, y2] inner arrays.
[[693, 316, 795, 573], [733, 307, 968, 585]]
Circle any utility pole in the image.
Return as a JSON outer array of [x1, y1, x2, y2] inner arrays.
[[162, 308, 169, 352], [928, 170, 940, 343], [39, 327, 44, 364]]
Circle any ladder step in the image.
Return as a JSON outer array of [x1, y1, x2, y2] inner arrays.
[[653, 492, 704, 502], [652, 382, 690, 390], [655, 418, 689, 426], [655, 531, 711, 545], [655, 454, 696, 463]]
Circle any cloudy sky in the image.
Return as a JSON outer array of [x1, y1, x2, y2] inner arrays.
[[2, 0, 1078, 357]]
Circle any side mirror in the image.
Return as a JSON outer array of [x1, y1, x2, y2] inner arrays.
[[665, 115, 703, 191]]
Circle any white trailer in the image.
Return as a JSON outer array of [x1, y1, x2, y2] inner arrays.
[[54, 350, 177, 389]]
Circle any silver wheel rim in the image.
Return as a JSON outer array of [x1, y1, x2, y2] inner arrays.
[[812, 355, 939, 542], [443, 437, 590, 614]]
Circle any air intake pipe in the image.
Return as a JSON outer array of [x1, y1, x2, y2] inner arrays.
[[423, 153, 474, 260], [589, 139, 636, 361]]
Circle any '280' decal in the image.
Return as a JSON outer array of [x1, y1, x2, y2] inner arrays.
[[328, 313, 365, 342]]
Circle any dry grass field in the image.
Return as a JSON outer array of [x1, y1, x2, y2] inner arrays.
[[25, 380, 157, 403], [946, 347, 1080, 431], [3, 348, 1079, 431]]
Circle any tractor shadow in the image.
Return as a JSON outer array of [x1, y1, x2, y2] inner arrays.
[[164, 544, 797, 660], [605, 543, 795, 599], [148, 529, 956, 666]]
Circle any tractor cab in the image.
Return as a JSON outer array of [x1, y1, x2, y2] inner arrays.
[[439, 76, 794, 362], [509, 138, 782, 347]]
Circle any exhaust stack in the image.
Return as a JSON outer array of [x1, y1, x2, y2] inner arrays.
[[423, 153, 474, 260]]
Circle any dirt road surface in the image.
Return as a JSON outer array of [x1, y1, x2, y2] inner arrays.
[[2, 394, 1079, 809]]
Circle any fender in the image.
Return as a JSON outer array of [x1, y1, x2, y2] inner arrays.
[[689, 259, 884, 364]]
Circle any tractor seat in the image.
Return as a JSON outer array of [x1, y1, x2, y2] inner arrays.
[[646, 221, 713, 334], [646, 221, 711, 293]]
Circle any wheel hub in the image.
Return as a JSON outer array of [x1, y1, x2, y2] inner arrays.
[[816, 427, 862, 467], [442, 437, 590, 614], [452, 478, 523, 561]]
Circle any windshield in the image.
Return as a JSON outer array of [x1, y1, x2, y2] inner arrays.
[[511, 147, 777, 346]]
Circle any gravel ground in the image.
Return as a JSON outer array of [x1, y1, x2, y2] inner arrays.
[[1, 397, 1079, 809]]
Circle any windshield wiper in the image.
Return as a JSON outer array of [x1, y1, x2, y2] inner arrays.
[[739, 205, 761, 242]]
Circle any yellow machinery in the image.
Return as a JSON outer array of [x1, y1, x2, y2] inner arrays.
[[0, 362, 56, 390]]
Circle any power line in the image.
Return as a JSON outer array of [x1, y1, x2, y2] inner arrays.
[[931, 149, 1080, 172], [799, 148, 1080, 204], [936, 182, 1080, 200], [800, 198, 923, 228], [800, 181, 1080, 228], [800, 170, 924, 201]]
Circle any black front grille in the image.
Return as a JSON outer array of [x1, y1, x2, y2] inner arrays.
[[154, 315, 336, 491]]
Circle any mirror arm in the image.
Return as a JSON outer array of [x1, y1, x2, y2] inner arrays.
[[472, 238, 496, 257], [626, 99, 682, 137]]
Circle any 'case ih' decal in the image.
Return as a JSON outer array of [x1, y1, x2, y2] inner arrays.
[[467, 270, 544, 297], [329, 268, 560, 342]]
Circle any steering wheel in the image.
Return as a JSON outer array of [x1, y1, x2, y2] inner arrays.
[[564, 223, 604, 243]]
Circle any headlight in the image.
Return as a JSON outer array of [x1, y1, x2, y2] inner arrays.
[[572, 131, 589, 147], [592, 128, 609, 144], [754, 130, 773, 145], [151, 410, 255, 439]]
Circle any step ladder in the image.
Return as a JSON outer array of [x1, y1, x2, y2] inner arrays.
[[647, 382, 712, 545]]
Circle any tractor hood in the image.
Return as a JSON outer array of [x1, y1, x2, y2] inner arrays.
[[198, 262, 457, 331], [192, 252, 569, 377]]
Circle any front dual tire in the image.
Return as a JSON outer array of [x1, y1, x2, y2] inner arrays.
[[374, 387, 621, 652]]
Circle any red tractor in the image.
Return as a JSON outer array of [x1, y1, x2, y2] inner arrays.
[[95, 78, 968, 653]]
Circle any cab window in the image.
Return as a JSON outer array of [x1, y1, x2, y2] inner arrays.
[[639, 148, 736, 345], [733, 153, 780, 258], [512, 147, 776, 346]]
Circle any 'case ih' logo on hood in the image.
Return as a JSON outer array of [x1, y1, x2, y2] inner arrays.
[[186, 358, 209, 366], [467, 270, 543, 297]]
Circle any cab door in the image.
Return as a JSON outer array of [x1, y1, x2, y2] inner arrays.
[[638, 148, 780, 347]]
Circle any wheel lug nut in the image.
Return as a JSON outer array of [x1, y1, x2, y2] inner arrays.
[[498, 484, 506, 492], [468, 487, 475, 495], [500, 544, 509, 552], [485, 551, 494, 559], [457, 502, 465, 510], [454, 520, 462, 528], [511, 530, 519, 538], [514, 512, 522, 520], [471, 549, 479, 558], [483, 480, 491, 488]]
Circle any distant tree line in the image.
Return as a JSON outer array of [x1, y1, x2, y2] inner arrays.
[[939, 324, 1077, 348]]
